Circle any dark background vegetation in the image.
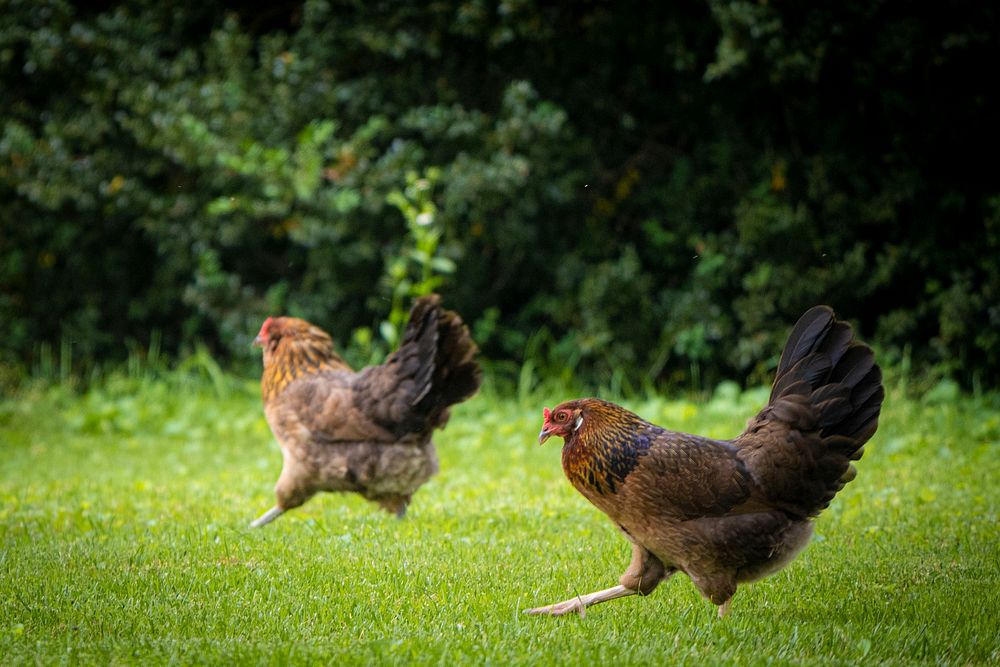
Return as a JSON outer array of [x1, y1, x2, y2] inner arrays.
[[2, 0, 998, 391]]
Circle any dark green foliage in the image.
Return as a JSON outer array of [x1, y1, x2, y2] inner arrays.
[[2, 1, 998, 388]]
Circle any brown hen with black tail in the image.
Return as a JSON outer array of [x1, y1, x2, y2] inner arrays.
[[250, 294, 481, 527], [528, 306, 883, 617]]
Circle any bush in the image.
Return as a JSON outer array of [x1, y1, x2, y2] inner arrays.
[[2, 1, 998, 389]]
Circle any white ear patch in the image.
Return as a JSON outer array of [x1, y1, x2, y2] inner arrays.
[[574, 415, 584, 431]]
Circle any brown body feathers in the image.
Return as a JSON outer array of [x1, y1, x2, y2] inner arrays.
[[251, 295, 481, 526], [530, 306, 883, 616]]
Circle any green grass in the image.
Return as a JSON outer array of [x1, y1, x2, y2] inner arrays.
[[1, 371, 998, 665]]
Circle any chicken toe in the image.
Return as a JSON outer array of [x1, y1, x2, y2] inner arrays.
[[525, 585, 636, 617]]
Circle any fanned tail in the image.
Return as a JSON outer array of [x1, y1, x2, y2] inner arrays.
[[424, 297, 482, 412], [354, 294, 481, 436], [737, 306, 884, 516]]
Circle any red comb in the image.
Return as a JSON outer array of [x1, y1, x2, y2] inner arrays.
[[543, 407, 551, 420], [257, 317, 274, 339]]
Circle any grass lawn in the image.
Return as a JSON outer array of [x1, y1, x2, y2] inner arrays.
[[1, 369, 998, 665]]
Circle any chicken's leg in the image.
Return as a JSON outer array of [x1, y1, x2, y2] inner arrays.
[[717, 598, 732, 618], [374, 494, 410, 518], [253, 464, 312, 527], [524, 585, 636, 617], [250, 506, 285, 528], [526, 544, 670, 617]]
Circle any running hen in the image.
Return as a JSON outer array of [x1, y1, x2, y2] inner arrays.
[[250, 295, 481, 527], [527, 306, 882, 617]]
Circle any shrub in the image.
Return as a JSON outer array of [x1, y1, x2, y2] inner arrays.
[[2, 1, 997, 389]]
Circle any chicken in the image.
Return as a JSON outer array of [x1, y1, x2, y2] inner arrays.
[[249, 294, 481, 527], [526, 306, 883, 617]]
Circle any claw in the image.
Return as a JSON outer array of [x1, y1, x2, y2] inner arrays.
[[525, 585, 634, 617], [524, 598, 585, 617], [717, 599, 732, 618]]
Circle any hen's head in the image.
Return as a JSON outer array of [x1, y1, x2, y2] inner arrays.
[[538, 398, 645, 446], [538, 400, 587, 445], [253, 317, 340, 374], [254, 316, 331, 351], [255, 316, 347, 400]]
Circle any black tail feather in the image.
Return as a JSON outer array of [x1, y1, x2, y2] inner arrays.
[[356, 294, 481, 436], [772, 306, 835, 397], [408, 294, 482, 427], [770, 308, 882, 448], [816, 321, 853, 368], [829, 345, 875, 388], [398, 296, 440, 407], [426, 300, 482, 409], [740, 306, 884, 516]]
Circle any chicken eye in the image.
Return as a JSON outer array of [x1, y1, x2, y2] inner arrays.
[[555, 411, 568, 422]]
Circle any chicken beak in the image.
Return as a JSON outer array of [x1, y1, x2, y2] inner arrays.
[[254, 317, 273, 348], [538, 427, 553, 445]]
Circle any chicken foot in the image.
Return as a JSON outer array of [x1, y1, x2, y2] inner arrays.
[[525, 543, 668, 617], [524, 584, 637, 617]]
